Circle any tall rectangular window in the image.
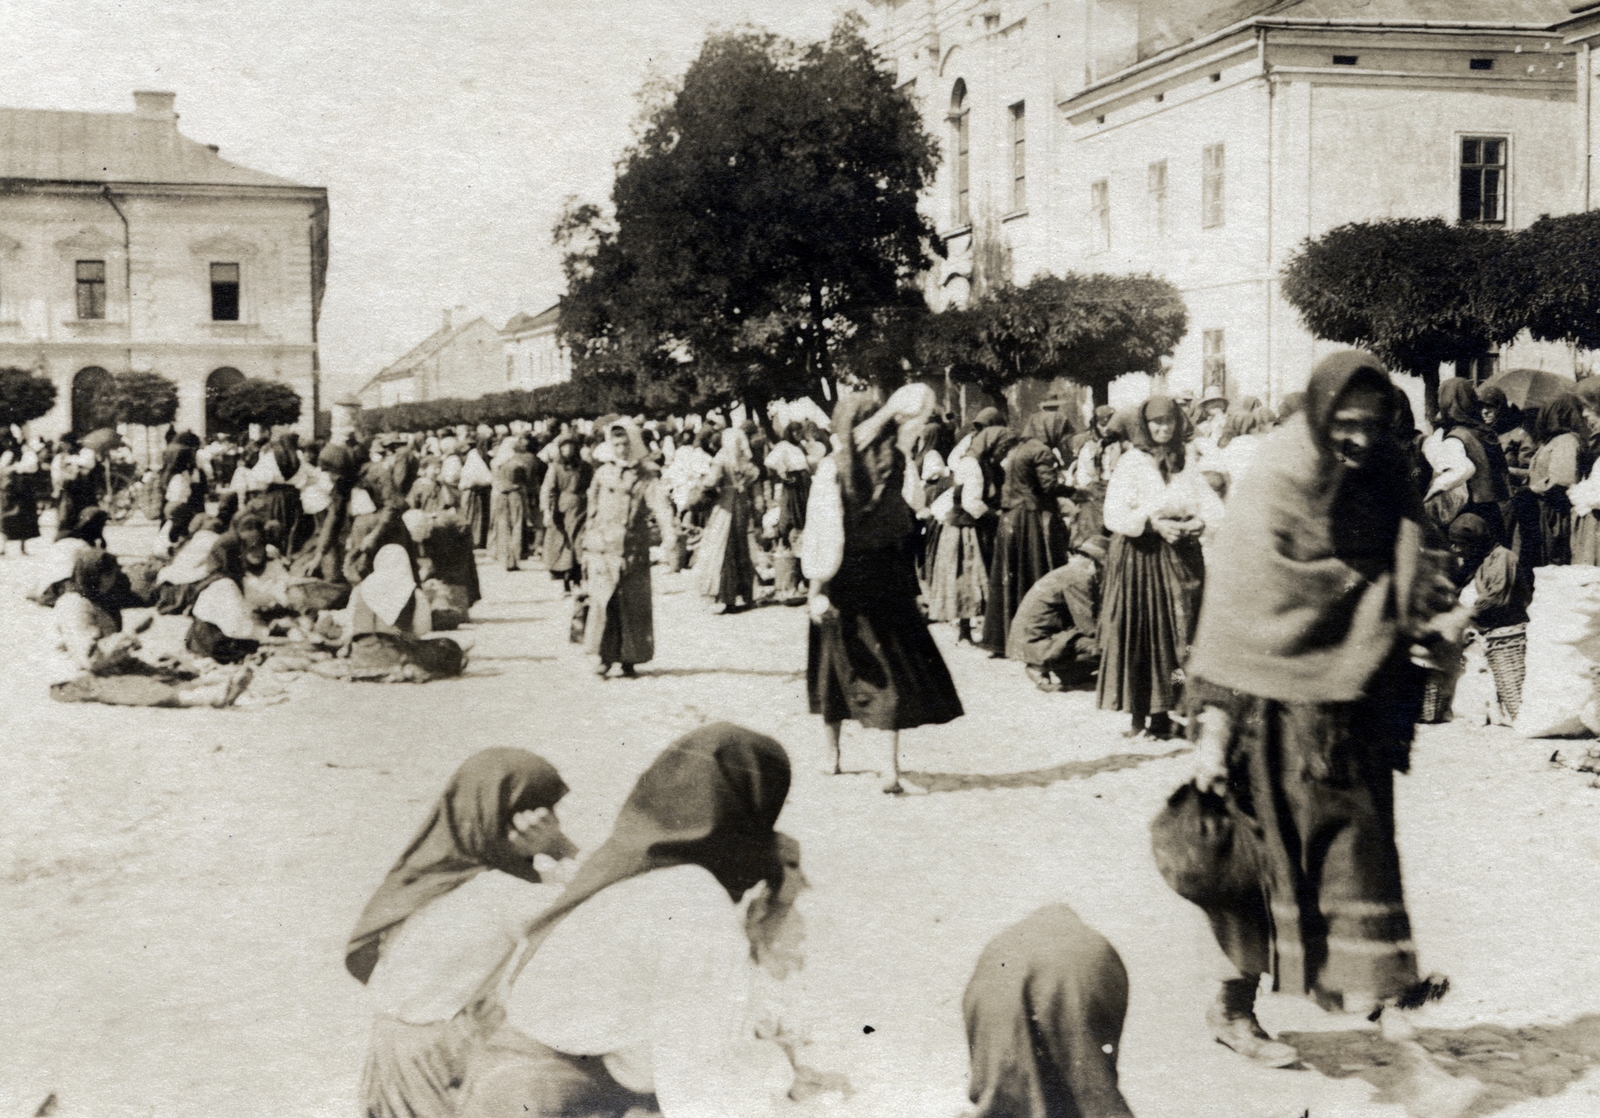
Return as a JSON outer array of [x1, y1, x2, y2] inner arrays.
[[1009, 101, 1026, 211], [1202, 144, 1225, 228], [1089, 179, 1110, 253], [952, 91, 971, 227], [76, 259, 106, 319], [210, 262, 240, 321], [1460, 137, 1507, 224], [1203, 329, 1227, 395], [1148, 159, 1169, 239]]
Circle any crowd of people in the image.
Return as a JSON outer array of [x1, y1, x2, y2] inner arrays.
[[13, 351, 1583, 1116]]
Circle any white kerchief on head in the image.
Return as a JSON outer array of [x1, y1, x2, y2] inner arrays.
[[360, 544, 416, 627]]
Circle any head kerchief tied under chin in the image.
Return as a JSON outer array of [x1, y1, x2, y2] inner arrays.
[[607, 419, 650, 468], [345, 749, 568, 983], [360, 543, 418, 627]]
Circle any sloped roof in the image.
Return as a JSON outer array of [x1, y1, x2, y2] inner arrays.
[[0, 106, 307, 188], [360, 317, 495, 394], [502, 303, 561, 335]]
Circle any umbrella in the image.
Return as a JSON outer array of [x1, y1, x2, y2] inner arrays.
[[1479, 368, 1574, 412], [79, 427, 124, 453]]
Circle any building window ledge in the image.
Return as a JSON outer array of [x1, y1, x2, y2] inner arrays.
[[941, 223, 973, 240], [198, 321, 259, 334], [60, 319, 124, 331], [1002, 209, 1029, 223]]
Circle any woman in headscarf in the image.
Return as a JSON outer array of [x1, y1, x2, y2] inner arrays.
[[461, 440, 496, 550], [249, 432, 308, 556], [1184, 351, 1458, 1070], [693, 426, 761, 613], [1424, 378, 1511, 585], [1528, 393, 1585, 567], [489, 435, 535, 572], [0, 447, 41, 555], [962, 905, 1134, 1118], [763, 423, 812, 546], [980, 411, 1075, 658], [1562, 382, 1600, 567], [582, 419, 678, 678], [802, 385, 963, 793], [926, 426, 1011, 645], [539, 436, 590, 594], [348, 749, 576, 1118], [460, 723, 799, 1118], [338, 543, 465, 681], [1097, 397, 1223, 740]]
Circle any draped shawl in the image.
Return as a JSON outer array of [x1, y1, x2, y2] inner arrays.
[[1188, 351, 1424, 703]]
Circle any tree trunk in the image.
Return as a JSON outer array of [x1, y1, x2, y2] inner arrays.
[[1091, 379, 1110, 407], [1422, 363, 1441, 421]]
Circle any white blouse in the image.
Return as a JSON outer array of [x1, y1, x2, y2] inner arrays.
[[1102, 448, 1225, 540], [366, 870, 561, 1025], [504, 864, 790, 1118]]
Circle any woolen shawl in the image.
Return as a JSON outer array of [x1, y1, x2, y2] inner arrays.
[[1189, 351, 1424, 703], [345, 749, 568, 983]]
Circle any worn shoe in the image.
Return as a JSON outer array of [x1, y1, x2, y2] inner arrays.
[[1026, 666, 1062, 693], [1207, 981, 1298, 1068]]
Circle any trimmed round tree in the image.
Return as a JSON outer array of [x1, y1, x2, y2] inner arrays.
[[105, 370, 180, 428], [216, 378, 302, 432], [0, 367, 58, 429]]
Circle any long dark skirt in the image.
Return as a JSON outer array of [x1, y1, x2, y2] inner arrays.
[[1198, 689, 1420, 1009], [963, 905, 1134, 1118], [361, 1014, 466, 1118], [543, 506, 584, 577], [1096, 529, 1202, 717], [464, 486, 491, 549], [253, 484, 308, 555], [981, 507, 1068, 655], [695, 490, 757, 608], [775, 473, 810, 540], [1536, 490, 1572, 567], [2, 478, 40, 541], [808, 545, 963, 731]]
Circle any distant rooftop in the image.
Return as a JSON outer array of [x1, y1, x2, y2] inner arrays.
[[502, 303, 561, 336], [0, 91, 313, 189]]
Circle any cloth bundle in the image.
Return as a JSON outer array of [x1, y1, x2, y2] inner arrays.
[[1514, 565, 1600, 738]]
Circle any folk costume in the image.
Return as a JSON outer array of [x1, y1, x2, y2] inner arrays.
[[981, 412, 1074, 657]]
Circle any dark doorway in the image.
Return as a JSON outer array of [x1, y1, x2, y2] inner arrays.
[[71, 366, 113, 435], [206, 367, 246, 438]]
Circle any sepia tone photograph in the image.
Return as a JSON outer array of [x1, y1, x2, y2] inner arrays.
[[4, 1, 1600, 1116]]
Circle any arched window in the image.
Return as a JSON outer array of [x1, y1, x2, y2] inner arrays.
[[206, 366, 246, 437], [950, 80, 970, 228], [71, 366, 113, 435]]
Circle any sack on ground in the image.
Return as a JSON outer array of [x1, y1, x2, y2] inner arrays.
[[1514, 565, 1600, 738]]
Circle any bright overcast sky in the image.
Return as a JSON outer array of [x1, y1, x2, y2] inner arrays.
[[2, 0, 861, 396]]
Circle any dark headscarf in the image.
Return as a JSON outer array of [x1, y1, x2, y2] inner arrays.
[[1022, 411, 1071, 456], [1093, 405, 1117, 431], [1536, 392, 1586, 446], [1190, 351, 1424, 703], [833, 390, 903, 527], [1129, 396, 1190, 480], [513, 724, 791, 978], [61, 505, 109, 545], [967, 425, 1022, 476], [971, 407, 1003, 430], [1436, 378, 1493, 442], [345, 749, 568, 983]]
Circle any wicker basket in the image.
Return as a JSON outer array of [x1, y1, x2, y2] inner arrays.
[[1483, 623, 1528, 721], [1419, 670, 1455, 724]]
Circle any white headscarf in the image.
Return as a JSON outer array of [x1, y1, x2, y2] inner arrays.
[[158, 529, 221, 586], [359, 543, 416, 628], [607, 420, 650, 467]]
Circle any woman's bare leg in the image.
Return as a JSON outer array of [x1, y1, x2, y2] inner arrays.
[[883, 730, 903, 794], [823, 721, 842, 775]]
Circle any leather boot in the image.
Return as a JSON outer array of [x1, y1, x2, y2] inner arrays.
[[1207, 978, 1299, 1068]]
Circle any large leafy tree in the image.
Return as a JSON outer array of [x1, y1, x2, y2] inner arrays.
[[919, 273, 1189, 405], [216, 378, 302, 431], [100, 370, 179, 428], [1281, 218, 1521, 411], [558, 14, 941, 415], [1512, 210, 1600, 352], [0, 368, 58, 428]]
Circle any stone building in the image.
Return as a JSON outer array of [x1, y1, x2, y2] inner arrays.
[[863, 0, 1581, 408], [0, 91, 328, 436], [500, 303, 571, 392], [356, 309, 503, 408]]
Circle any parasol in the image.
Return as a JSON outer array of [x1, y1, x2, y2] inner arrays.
[[1479, 368, 1574, 411], [79, 427, 124, 453]]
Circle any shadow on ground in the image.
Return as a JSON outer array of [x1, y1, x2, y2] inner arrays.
[[902, 748, 1188, 793], [639, 667, 805, 680], [1282, 1017, 1600, 1116]]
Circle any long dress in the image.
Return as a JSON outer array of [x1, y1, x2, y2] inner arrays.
[[803, 456, 964, 731], [693, 460, 759, 608], [1, 462, 40, 542], [1536, 432, 1584, 566], [925, 455, 991, 624], [981, 439, 1070, 655], [488, 455, 532, 571], [582, 461, 675, 666], [540, 459, 590, 580], [1097, 449, 1222, 719]]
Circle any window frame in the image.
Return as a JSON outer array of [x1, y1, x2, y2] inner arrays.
[[209, 261, 241, 322], [1459, 134, 1509, 226], [75, 259, 107, 320], [1009, 101, 1026, 213], [950, 80, 971, 229], [1201, 143, 1226, 229], [1147, 159, 1169, 240], [1089, 178, 1111, 254]]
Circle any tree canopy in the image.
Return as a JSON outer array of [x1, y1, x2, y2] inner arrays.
[[216, 378, 302, 430], [100, 371, 179, 429], [558, 14, 941, 414], [355, 380, 636, 436], [1281, 218, 1521, 405], [918, 273, 1189, 404], [0, 368, 58, 428], [1513, 210, 1600, 352]]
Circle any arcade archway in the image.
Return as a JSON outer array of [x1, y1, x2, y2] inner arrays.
[[70, 366, 113, 435], [205, 367, 246, 438]]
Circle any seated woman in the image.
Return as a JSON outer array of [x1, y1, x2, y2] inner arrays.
[[403, 509, 482, 630], [347, 749, 578, 1118], [337, 544, 465, 681], [964, 905, 1135, 1118], [29, 507, 112, 607], [461, 723, 801, 1118], [50, 547, 251, 708]]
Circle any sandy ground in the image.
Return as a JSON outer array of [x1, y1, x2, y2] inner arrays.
[[3, 525, 1600, 1118]]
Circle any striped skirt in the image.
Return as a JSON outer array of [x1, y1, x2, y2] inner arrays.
[[1096, 529, 1203, 717]]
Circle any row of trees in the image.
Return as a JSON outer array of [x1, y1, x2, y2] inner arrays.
[[355, 380, 634, 436], [0, 367, 301, 433], [1283, 213, 1600, 407]]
